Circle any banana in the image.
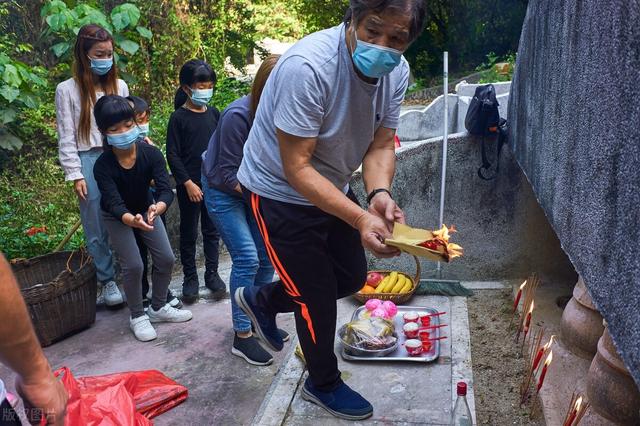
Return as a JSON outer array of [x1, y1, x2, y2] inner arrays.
[[381, 273, 397, 292], [390, 275, 406, 293], [375, 275, 390, 294], [383, 271, 398, 292], [400, 280, 413, 294]]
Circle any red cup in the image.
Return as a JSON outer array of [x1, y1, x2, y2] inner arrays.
[[403, 311, 419, 324], [418, 329, 431, 341], [405, 339, 423, 356], [403, 322, 419, 339], [419, 312, 431, 327], [421, 340, 433, 352]]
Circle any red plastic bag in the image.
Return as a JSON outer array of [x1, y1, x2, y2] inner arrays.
[[52, 367, 188, 426]]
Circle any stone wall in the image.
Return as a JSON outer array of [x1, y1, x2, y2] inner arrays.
[[508, 0, 640, 386], [354, 134, 576, 283]]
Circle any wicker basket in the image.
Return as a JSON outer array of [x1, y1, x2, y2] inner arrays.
[[11, 250, 97, 347], [353, 255, 421, 304]]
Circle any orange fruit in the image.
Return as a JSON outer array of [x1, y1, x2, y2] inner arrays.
[[360, 285, 376, 294]]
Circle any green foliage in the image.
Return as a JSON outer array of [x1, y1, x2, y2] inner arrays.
[[251, 0, 306, 41], [40, 0, 152, 83], [213, 78, 251, 111], [0, 153, 83, 260], [295, 0, 348, 33], [477, 52, 516, 83]]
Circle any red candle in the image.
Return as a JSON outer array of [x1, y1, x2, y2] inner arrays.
[[523, 301, 535, 337], [533, 335, 555, 371], [513, 280, 527, 312], [537, 351, 553, 392], [563, 396, 582, 426]]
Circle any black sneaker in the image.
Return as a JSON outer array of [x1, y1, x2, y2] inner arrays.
[[231, 334, 273, 366], [181, 277, 200, 304], [205, 271, 228, 300], [301, 377, 373, 420], [253, 326, 290, 342], [234, 287, 283, 352], [142, 297, 151, 309]]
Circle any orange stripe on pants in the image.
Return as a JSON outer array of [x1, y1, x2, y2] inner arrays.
[[250, 193, 317, 344]]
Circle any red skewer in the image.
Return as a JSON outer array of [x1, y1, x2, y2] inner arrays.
[[418, 324, 448, 330], [423, 311, 447, 317]]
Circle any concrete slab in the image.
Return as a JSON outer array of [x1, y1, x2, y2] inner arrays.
[[0, 254, 295, 425], [256, 294, 476, 426]]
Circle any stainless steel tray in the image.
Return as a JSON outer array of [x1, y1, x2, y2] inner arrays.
[[340, 305, 442, 363]]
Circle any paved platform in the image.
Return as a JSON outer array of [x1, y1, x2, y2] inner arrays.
[[255, 295, 476, 426], [2, 255, 477, 425]]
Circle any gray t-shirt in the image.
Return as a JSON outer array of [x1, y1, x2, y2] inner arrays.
[[237, 23, 410, 205]]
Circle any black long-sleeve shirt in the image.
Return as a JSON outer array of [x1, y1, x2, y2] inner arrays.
[[166, 106, 220, 186], [201, 96, 252, 195], [94, 141, 174, 220]]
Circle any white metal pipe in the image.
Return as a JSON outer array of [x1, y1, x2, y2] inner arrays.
[[437, 52, 449, 275]]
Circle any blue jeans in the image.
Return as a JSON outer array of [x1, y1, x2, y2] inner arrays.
[[202, 178, 274, 332], [79, 149, 115, 283]]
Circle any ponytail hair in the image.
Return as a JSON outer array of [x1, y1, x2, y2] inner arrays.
[[174, 59, 217, 110], [250, 55, 280, 117]]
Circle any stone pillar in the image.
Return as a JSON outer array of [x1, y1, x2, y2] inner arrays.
[[559, 276, 604, 358], [586, 326, 640, 425]]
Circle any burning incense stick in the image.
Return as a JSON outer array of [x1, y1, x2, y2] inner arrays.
[[562, 392, 590, 426], [521, 327, 544, 404]]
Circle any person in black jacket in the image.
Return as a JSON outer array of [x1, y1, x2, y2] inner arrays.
[[166, 59, 225, 304], [93, 95, 193, 342]]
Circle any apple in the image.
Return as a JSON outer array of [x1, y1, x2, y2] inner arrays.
[[366, 272, 384, 288]]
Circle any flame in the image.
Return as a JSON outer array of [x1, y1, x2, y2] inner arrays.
[[519, 280, 527, 291], [575, 396, 583, 410], [543, 335, 556, 351], [528, 301, 535, 314], [431, 224, 463, 260], [544, 350, 553, 366]]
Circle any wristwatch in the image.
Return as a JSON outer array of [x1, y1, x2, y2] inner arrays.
[[367, 188, 392, 204]]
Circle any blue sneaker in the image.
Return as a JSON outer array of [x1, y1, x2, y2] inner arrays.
[[301, 378, 373, 420], [234, 287, 283, 352]]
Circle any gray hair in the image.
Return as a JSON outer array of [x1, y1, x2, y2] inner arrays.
[[344, 0, 427, 41]]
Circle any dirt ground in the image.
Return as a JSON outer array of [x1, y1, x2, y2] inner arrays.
[[468, 289, 545, 425]]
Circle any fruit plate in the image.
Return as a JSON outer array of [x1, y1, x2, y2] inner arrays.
[[340, 305, 441, 363]]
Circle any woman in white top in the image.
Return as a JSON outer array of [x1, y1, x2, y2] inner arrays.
[[56, 24, 128, 306]]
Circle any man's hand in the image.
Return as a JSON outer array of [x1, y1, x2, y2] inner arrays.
[[353, 211, 401, 258], [184, 180, 203, 203], [73, 179, 87, 201], [16, 372, 68, 425], [368, 191, 405, 232]]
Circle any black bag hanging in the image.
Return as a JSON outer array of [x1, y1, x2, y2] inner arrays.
[[464, 84, 507, 180]]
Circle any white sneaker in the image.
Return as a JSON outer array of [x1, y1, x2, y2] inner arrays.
[[103, 281, 124, 306], [130, 315, 157, 342], [147, 303, 193, 323]]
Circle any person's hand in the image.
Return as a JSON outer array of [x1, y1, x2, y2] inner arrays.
[[353, 211, 401, 258], [368, 191, 405, 233], [128, 214, 154, 231], [73, 179, 87, 201], [16, 372, 68, 425], [147, 204, 158, 225], [185, 180, 203, 203]]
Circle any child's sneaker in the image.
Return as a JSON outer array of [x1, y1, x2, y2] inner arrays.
[[130, 315, 157, 342], [167, 289, 183, 309], [147, 304, 193, 323], [231, 334, 273, 366]]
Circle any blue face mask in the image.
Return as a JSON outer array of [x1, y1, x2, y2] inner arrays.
[[189, 88, 213, 106], [106, 126, 140, 150], [351, 31, 403, 79], [138, 123, 150, 137], [89, 57, 113, 76]]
